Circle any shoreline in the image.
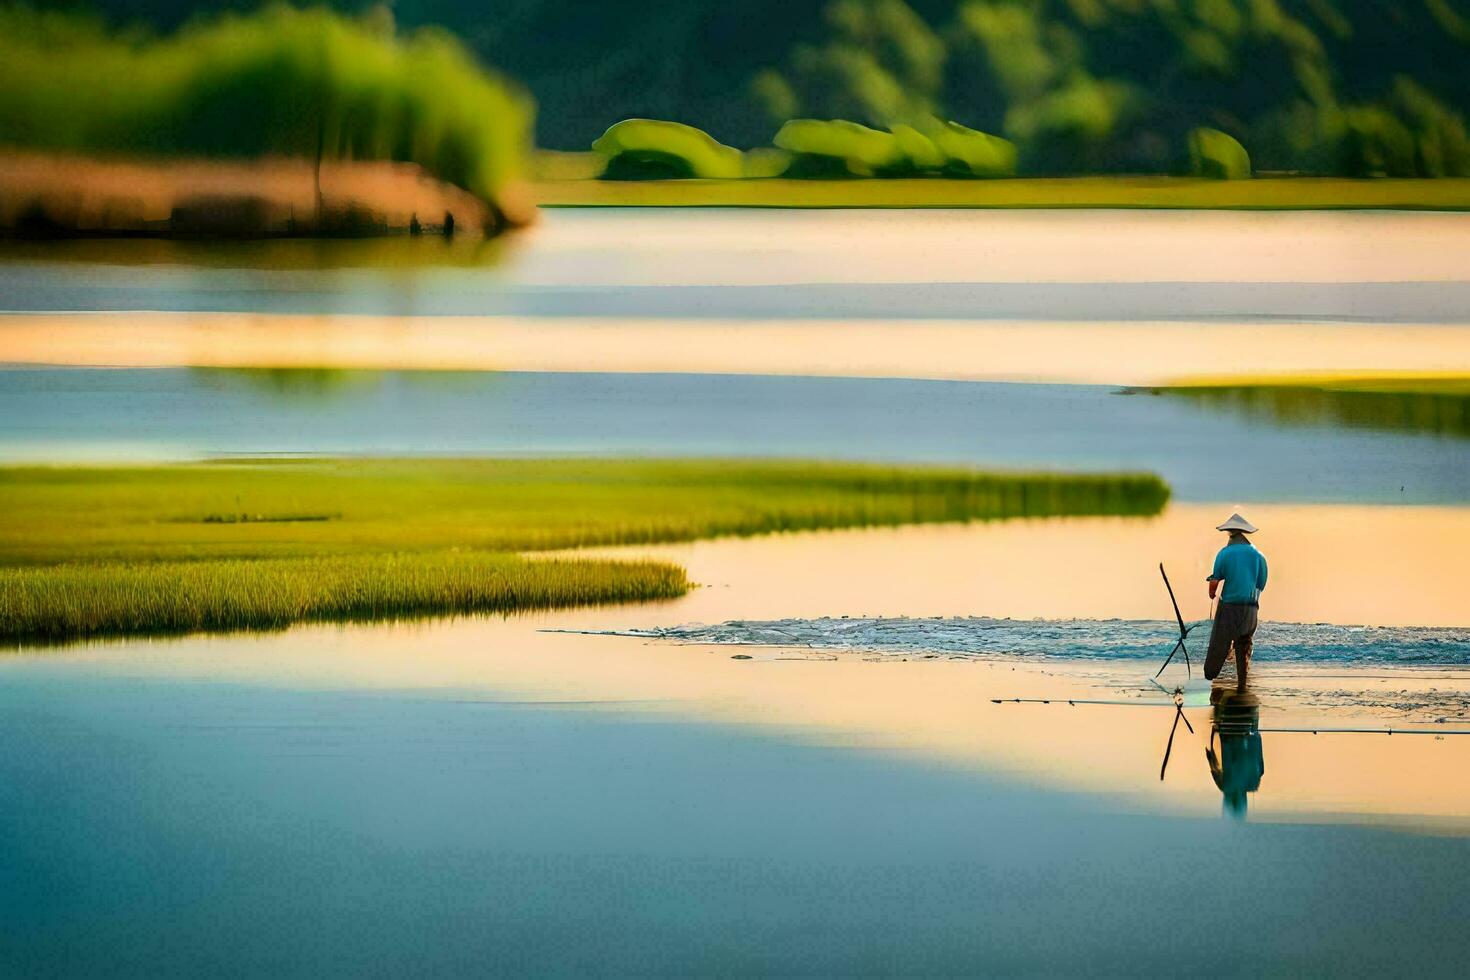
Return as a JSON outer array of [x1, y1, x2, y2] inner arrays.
[[0, 151, 530, 240], [534, 175, 1470, 211]]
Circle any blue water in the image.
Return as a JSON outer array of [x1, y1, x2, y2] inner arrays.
[[1, 667, 1466, 976], [3, 367, 1466, 503], [5, 255, 1470, 321]]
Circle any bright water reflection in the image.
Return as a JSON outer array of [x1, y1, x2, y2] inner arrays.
[[4, 210, 1470, 321]]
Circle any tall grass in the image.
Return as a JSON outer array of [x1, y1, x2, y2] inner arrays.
[[0, 5, 531, 204], [0, 553, 688, 645], [0, 458, 1170, 645], [0, 458, 1171, 566], [1157, 380, 1469, 439]]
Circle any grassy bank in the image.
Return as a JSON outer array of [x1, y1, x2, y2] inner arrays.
[[1145, 375, 1470, 438], [533, 175, 1470, 211], [0, 458, 1169, 644], [0, 553, 687, 646]]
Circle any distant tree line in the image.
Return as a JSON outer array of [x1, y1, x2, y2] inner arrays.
[[746, 0, 1470, 176], [33, 0, 1470, 176]]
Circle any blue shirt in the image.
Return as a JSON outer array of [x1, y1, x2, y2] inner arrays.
[[1209, 540, 1268, 605]]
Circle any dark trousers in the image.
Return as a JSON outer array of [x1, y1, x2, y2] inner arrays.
[[1205, 601, 1258, 680]]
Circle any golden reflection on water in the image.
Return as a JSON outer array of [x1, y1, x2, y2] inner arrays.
[[562, 503, 1470, 628], [30, 619, 1470, 828], [17, 502, 1468, 828], [4, 313, 1470, 387]]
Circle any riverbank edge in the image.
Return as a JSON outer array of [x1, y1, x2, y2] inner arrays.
[[533, 176, 1470, 211], [0, 151, 534, 240]]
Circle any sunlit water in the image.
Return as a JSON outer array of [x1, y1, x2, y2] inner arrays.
[[3, 208, 1469, 972], [5, 209, 1470, 310]]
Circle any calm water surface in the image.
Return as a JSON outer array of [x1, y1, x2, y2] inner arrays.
[[3, 208, 1468, 974], [2, 647, 1467, 976], [4, 209, 1470, 319]]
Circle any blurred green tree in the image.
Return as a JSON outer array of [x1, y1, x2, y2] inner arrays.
[[0, 4, 532, 203]]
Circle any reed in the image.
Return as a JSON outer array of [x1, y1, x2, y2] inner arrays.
[[0, 458, 1170, 644], [1155, 378, 1469, 438], [0, 553, 687, 645], [0, 458, 1171, 566]]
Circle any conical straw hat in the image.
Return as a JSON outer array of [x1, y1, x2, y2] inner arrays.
[[1216, 513, 1258, 534]]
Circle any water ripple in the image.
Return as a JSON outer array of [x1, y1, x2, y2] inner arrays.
[[602, 616, 1470, 666]]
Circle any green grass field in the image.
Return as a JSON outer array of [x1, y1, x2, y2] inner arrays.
[[1146, 374, 1470, 439], [533, 175, 1470, 211], [1163, 374, 1470, 396], [0, 458, 1169, 644], [0, 553, 688, 645]]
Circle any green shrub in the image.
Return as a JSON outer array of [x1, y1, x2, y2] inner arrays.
[[740, 146, 792, 178], [889, 123, 946, 173], [592, 119, 743, 180], [774, 119, 902, 176], [0, 6, 532, 203], [772, 118, 1015, 179], [932, 121, 1018, 177], [1187, 127, 1252, 179]]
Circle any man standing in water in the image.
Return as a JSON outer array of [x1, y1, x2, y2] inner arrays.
[[1204, 513, 1268, 691]]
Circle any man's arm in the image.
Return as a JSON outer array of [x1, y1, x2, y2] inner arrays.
[[1256, 554, 1268, 593], [1207, 549, 1224, 598]]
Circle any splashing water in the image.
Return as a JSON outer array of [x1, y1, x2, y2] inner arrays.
[[590, 617, 1470, 666]]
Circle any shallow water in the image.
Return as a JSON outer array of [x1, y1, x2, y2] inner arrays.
[[610, 616, 1470, 667], [9, 262, 1470, 321], [3, 207, 1469, 972]]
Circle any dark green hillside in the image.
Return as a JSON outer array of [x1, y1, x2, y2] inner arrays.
[[53, 1, 1470, 174]]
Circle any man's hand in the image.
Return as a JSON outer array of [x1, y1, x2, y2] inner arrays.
[[1208, 579, 1220, 599]]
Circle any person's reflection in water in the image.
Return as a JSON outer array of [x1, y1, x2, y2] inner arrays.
[[1206, 686, 1264, 819]]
